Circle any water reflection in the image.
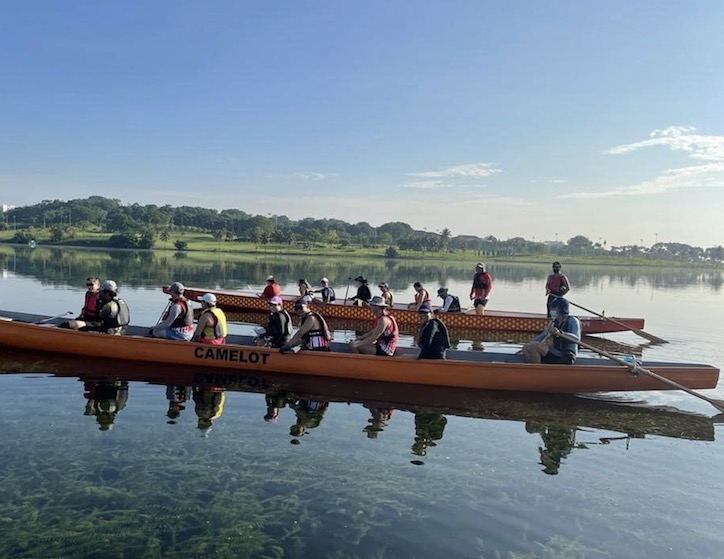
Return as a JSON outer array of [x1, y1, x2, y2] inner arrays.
[[2, 244, 723, 295], [1, 349, 717, 467], [1, 350, 723, 559], [362, 405, 394, 439], [165, 385, 192, 423], [82, 380, 128, 431], [192, 385, 226, 436]]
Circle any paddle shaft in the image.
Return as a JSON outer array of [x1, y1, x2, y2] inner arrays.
[[343, 278, 351, 306], [564, 298, 668, 344], [37, 311, 73, 324], [157, 300, 172, 325], [554, 329, 724, 413]]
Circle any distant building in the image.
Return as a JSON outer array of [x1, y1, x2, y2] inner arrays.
[[2, 204, 15, 213]]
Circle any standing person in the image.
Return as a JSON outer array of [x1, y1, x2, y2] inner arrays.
[[349, 296, 399, 356], [82, 280, 131, 335], [151, 282, 194, 340], [191, 293, 228, 345], [469, 262, 493, 315], [521, 297, 580, 364], [545, 261, 571, 316], [316, 277, 336, 304], [66, 277, 101, 330], [279, 300, 332, 352], [348, 276, 372, 306], [436, 287, 462, 313], [263, 296, 292, 348], [416, 304, 451, 359], [261, 275, 281, 300], [378, 282, 394, 307], [408, 282, 431, 311]]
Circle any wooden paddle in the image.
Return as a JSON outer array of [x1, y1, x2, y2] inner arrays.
[[343, 277, 351, 306], [564, 298, 668, 344], [553, 329, 724, 413], [38, 311, 73, 324]]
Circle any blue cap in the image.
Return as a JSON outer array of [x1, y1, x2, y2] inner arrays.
[[418, 303, 432, 313]]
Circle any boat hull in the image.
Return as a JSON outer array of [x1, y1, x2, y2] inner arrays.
[[166, 286, 645, 335], [0, 311, 717, 394]]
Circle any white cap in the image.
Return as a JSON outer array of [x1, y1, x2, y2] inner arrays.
[[198, 293, 217, 305], [320, 277, 329, 283], [266, 275, 275, 281]]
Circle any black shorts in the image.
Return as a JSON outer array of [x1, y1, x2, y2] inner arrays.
[[375, 344, 393, 356], [541, 351, 574, 365], [474, 298, 488, 307]]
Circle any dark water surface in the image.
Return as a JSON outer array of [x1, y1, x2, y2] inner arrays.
[[1, 246, 723, 558]]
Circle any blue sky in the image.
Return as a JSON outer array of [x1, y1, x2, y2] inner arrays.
[[2, 1, 723, 247]]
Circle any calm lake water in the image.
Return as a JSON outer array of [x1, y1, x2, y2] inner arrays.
[[1, 245, 723, 558]]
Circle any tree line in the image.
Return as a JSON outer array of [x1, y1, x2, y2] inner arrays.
[[1, 197, 722, 263]]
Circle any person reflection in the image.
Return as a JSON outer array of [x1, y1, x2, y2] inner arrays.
[[411, 412, 447, 457], [525, 421, 577, 475], [83, 380, 129, 431], [363, 405, 394, 439], [166, 385, 192, 424], [264, 391, 290, 424], [193, 385, 226, 437], [289, 398, 329, 439]]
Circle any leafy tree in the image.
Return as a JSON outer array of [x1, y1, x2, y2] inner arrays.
[[174, 239, 188, 251]]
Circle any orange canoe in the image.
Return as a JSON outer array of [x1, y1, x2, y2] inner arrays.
[[0, 310, 717, 394]]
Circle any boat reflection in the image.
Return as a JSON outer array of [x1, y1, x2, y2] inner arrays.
[[0, 349, 717, 474]]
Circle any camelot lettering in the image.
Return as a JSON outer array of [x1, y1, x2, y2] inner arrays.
[[194, 346, 270, 365]]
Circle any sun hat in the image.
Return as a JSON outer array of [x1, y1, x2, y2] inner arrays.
[[437, 287, 447, 295], [269, 296, 283, 305], [198, 293, 217, 305], [369, 296, 389, 307], [418, 303, 433, 313], [169, 281, 185, 294], [354, 275, 367, 283]]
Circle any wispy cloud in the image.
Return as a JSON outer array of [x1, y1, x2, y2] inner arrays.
[[531, 178, 567, 184], [293, 172, 339, 181], [605, 126, 724, 161], [402, 180, 446, 190], [409, 162, 503, 178], [562, 126, 724, 199]]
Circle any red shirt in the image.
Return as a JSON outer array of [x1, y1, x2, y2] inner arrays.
[[262, 283, 281, 299]]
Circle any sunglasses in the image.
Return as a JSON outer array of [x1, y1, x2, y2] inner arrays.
[[86, 283, 95, 287]]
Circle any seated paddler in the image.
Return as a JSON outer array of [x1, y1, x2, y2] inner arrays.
[[151, 281, 194, 341], [191, 293, 228, 345], [81, 279, 131, 336], [521, 297, 580, 364], [279, 300, 332, 353]]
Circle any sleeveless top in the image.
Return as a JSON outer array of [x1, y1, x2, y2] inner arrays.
[[300, 311, 331, 350], [201, 307, 228, 342], [374, 314, 399, 356]]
